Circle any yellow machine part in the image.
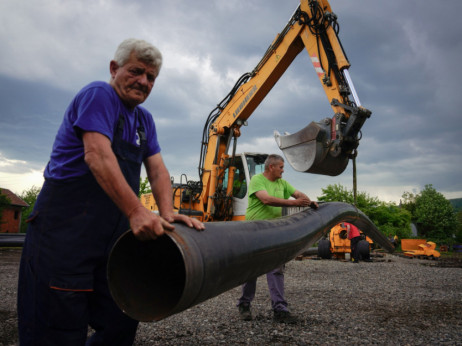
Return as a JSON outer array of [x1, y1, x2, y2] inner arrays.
[[140, 193, 158, 212], [402, 239, 441, 258], [329, 223, 372, 259], [401, 239, 427, 251]]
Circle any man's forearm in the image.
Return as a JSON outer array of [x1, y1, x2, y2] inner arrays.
[[259, 195, 297, 207], [83, 132, 142, 218], [86, 151, 142, 216], [292, 190, 310, 200], [255, 189, 313, 208]]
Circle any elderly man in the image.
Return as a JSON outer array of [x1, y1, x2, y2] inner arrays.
[[17, 39, 204, 345], [237, 154, 318, 324]]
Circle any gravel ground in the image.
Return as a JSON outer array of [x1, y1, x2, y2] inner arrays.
[[1, 248, 461, 345]]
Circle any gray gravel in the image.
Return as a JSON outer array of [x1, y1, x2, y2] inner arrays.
[[1, 248, 461, 345]]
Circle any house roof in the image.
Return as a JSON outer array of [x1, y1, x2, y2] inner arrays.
[[0, 188, 29, 207]]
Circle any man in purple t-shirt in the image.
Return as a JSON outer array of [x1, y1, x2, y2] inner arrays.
[[18, 39, 204, 345]]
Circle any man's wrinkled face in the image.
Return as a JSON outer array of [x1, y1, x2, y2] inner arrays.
[[270, 161, 284, 180], [109, 51, 158, 109]]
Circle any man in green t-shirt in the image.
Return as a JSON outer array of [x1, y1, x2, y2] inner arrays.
[[237, 154, 318, 323]]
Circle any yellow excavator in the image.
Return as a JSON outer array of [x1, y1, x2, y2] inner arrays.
[[141, 0, 372, 222]]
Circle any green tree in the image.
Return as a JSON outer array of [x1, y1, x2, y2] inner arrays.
[[19, 186, 41, 233], [0, 191, 11, 223], [318, 184, 411, 238], [318, 183, 354, 204], [455, 211, 462, 243], [414, 184, 458, 243], [400, 191, 417, 216], [139, 177, 151, 197], [367, 204, 412, 239], [318, 183, 381, 214]]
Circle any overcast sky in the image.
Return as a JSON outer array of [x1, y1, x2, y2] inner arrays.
[[1, 0, 461, 203]]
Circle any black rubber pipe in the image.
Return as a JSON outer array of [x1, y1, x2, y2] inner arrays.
[[107, 202, 393, 321], [0, 233, 25, 247]]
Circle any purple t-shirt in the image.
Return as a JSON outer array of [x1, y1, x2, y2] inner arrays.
[[44, 81, 161, 179]]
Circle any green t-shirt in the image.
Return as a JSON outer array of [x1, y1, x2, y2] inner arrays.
[[245, 173, 296, 220]]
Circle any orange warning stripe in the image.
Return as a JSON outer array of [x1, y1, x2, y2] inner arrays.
[[50, 286, 94, 292], [310, 54, 324, 78]]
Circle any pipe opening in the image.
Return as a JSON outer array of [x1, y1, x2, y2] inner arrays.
[[107, 231, 186, 321]]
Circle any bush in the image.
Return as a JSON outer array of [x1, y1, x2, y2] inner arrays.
[[318, 184, 411, 238], [413, 185, 458, 243], [19, 186, 41, 233]]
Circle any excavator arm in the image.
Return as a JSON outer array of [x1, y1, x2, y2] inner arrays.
[[274, 0, 372, 175], [189, 0, 371, 221]]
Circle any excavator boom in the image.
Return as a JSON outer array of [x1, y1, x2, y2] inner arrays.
[[200, 0, 371, 180], [142, 0, 372, 222]]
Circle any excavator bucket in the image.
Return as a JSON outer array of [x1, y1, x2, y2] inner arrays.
[[274, 119, 349, 176]]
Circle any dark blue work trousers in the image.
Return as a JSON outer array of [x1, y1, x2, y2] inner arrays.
[[18, 115, 146, 345], [350, 236, 361, 262]]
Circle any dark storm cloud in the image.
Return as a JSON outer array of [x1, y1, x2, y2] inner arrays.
[[0, 0, 461, 200], [0, 76, 73, 172]]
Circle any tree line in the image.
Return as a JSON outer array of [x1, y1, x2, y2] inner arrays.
[[3, 181, 461, 245], [319, 183, 461, 245]]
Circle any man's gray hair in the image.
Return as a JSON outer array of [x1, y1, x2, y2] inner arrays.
[[264, 154, 284, 171], [114, 38, 163, 72]]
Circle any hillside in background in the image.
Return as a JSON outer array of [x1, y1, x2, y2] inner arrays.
[[450, 198, 462, 212]]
